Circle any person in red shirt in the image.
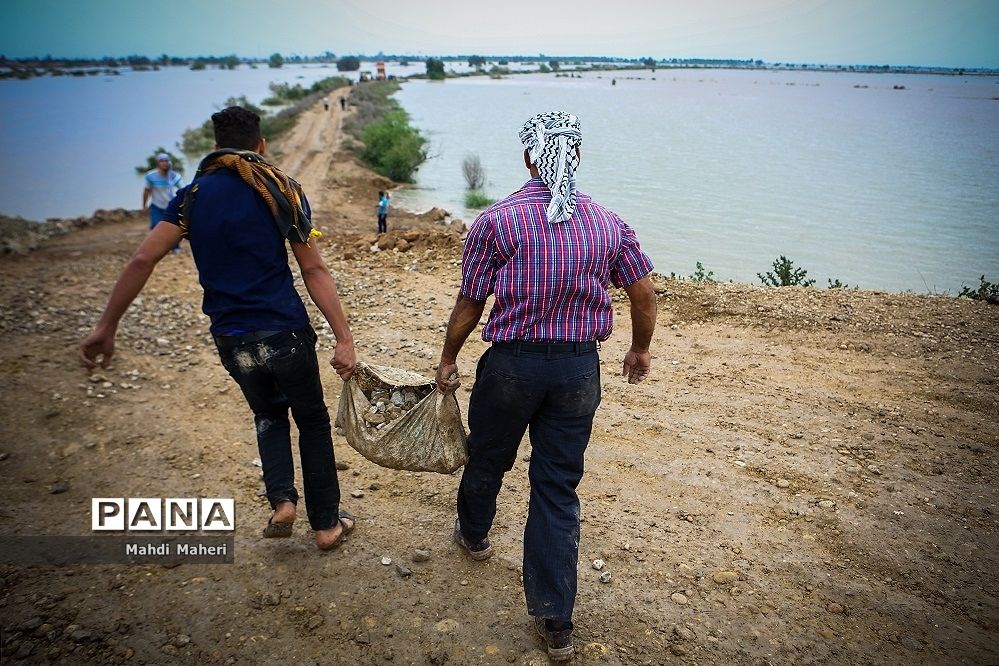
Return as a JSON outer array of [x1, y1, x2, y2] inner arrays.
[[436, 111, 657, 661]]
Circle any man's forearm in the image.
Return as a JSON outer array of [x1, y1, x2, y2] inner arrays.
[[625, 278, 657, 351], [96, 257, 157, 332], [302, 267, 354, 345], [440, 296, 486, 362]]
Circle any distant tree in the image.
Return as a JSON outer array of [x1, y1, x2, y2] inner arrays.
[[222, 55, 240, 70], [268, 52, 284, 68], [426, 58, 446, 80], [190, 59, 207, 71], [497, 59, 509, 66], [548, 60, 560, 71], [468, 55, 486, 68], [538, 63, 551, 73], [398, 60, 410, 67], [462, 154, 486, 190], [641, 57, 656, 67], [337, 56, 361, 71]]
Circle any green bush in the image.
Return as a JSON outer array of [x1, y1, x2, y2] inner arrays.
[[268, 53, 284, 69], [464, 191, 495, 209], [337, 56, 361, 72], [690, 261, 715, 282], [959, 275, 999, 303], [426, 58, 446, 80], [827, 278, 850, 289], [358, 110, 427, 182], [758, 256, 815, 287], [135, 147, 185, 175], [345, 81, 428, 182]]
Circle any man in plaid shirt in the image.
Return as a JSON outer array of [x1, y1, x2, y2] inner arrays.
[[436, 112, 657, 661]]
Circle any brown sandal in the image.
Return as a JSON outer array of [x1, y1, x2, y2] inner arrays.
[[262, 517, 294, 538], [317, 511, 356, 551]]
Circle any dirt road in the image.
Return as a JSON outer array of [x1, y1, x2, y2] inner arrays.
[[0, 97, 996, 665]]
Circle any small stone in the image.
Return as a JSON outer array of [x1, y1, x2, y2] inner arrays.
[[817, 500, 836, 509], [599, 571, 612, 584], [827, 602, 844, 614], [307, 615, 324, 630], [673, 625, 696, 641], [819, 628, 836, 639], [670, 644, 688, 656], [592, 558, 605, 570], [15, 641, 36, 659], [355, 631, 370, 645], [776, 479, 790, 488], [49, 481, 69, 494], [336, 461, 349, 470], [369, 482, 381, 490], [0, 452, 9, 461], [261, 592, 280, 606], [173, 634, 191, 647], [381, 556, 392, 565], [351, 490, 365, 499], [70, 629, 92, 643], [434, 618, 460, 633], [712, 571, 739, 585], [395, 564, 412, 577], [161, 644, 179, 656], [671, 592, 689, 605], [412, 549, 431, 562]]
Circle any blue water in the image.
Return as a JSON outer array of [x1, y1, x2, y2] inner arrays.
[[0, 64, 996, 293], [393, 69, 999, 293], [0, 64, 356, 220]]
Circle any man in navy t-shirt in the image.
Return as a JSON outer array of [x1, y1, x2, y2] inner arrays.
[[80, 106, 358, 551]]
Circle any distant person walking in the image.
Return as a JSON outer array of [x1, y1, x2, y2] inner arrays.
[[435, 112, 657, 661], [83, 106, 358, 551], [323, 96, 330, 112], [376, 190, 390, 233], [339, 96, 346, 111], [142, 153, 183, 251]]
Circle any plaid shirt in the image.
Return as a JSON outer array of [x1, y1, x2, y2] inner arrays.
[[461, 178, 654, 342]]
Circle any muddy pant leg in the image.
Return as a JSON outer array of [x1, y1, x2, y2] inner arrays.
[[271, 328, 340, 531], [254, 409, 297, 509], [523, 354, 600, 622], [457, 349, 543, 543], [216, 344, 298, 508]]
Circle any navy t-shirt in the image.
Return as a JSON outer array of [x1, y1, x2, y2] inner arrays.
[[163, 169, 311, 336]]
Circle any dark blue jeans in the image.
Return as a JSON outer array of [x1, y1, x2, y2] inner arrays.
[[457, 344, 601, 623], [214, 327, 340, 531]]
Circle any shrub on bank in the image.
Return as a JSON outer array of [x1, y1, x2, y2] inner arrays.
[[359, 111, 427, 182], [959, 275, 999, 303], [464, 191, 495, 209], [758, 256, 816, 287], [346, 81, 428, 182]]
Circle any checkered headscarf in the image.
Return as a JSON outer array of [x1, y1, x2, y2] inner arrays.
[[519, 112, 581, 224]]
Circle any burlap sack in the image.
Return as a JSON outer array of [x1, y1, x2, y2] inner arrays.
[[335, 362, 468, 473]]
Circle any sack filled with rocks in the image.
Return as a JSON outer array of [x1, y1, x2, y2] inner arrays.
[[335, 362, 468, 473]]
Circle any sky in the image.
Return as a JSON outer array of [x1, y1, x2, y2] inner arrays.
[[1, 0, 997, 68]]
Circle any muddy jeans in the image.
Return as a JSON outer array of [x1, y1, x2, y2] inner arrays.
[[456, 343, 601, 623], [214, 327, 340, 531]]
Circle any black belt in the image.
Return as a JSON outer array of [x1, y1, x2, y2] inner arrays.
[[492, 340, 597, 354], [213, 329, 284, 348]]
